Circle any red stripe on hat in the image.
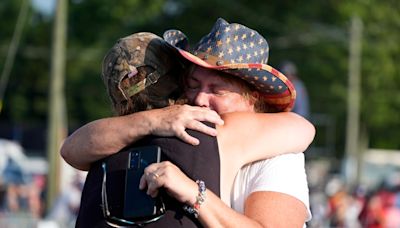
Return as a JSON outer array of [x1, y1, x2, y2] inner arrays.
[[263, 89, 291, 98], [264, 97, 291, 104], [248, 63, 262, 68], [270, 68, 280, 76]]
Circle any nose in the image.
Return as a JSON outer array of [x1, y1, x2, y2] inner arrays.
[[193, 91, 210, 108]]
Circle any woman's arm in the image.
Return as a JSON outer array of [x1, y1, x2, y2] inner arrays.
[[60, 105, 223, 171], [217, 111, 315, 169], [140, 160, 307, 228], [242, 154, 310, 227]]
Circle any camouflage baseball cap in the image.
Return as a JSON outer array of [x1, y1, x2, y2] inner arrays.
[[102, 32, 185, 115]]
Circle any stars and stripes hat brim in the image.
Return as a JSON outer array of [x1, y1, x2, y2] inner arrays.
[[163, 18, 296, 112]]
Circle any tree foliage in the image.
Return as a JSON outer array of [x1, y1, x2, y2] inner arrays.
[[0, 0, 399, 156]]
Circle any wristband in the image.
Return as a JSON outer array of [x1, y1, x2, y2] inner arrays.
[[183, 180, 206, 218]]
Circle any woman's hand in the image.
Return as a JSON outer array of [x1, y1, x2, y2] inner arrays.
[[146, 105, 224, 145], [139, 161, 198, 205]]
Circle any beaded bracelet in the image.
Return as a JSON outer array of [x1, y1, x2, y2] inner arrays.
[[183, 180, 206, 218]]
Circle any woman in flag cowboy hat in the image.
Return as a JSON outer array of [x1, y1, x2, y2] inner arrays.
[[164, 18, 296, 113], [160, 17, 311, 227], [63, 18, 314, 227]]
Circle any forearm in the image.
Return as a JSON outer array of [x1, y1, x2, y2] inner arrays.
[[197, 190, 263, 228], [61, 105, 224, 171], [198, 155, 309, 227], [60, 112, 152, 171], [258, 112, 315, 155], [218, 112, 315, 167], [142, 162, 264, 227]]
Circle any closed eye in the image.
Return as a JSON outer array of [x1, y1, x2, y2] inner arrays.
[[186, 84, 199, 91], [211, 86, 230, 96]]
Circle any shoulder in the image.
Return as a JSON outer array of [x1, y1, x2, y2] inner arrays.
[[267, 153, 305, 164], [246, 154, 311, 220], [237, 154, 307, 194], [246, 153, 305, 171], [240, 154, 308, 197]]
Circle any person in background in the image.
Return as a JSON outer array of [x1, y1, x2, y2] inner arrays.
[[46, 172, 85, 227], [279, 60, 310, 119]]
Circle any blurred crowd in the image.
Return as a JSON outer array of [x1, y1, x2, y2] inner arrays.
[[0, 139, 84, 228], [0, 140, 43, 215], [308, 167, 400, 228]]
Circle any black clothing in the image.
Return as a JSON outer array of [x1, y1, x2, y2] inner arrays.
[[76, 124, 220, 227]]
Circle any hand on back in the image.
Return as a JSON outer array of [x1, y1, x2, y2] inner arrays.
[[147, 104, 224, 145]]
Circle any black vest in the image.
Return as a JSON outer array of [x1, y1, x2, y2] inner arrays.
[[76, 126, 220, 227]]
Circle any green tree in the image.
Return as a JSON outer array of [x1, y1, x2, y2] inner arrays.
[[1, 0, 399, 156]]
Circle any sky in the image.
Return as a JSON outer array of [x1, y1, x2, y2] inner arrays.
[[31, 0, 56, 16]]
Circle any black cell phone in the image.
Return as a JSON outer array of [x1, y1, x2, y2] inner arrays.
[[123, 145, 164, 220]]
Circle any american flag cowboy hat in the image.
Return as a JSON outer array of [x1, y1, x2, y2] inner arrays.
[[163, 18, 296, 112]]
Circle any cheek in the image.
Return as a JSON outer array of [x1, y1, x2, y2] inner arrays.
[[217, 95, 253, 113], [209, 96, 237, 114]]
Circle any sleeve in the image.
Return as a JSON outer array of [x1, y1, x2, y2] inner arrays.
[[249, 153, 312, 221]]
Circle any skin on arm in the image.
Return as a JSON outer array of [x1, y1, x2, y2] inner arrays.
[[212, 111, 313, 224], [60, 105, 224, 171], [140, 160, 307, 228], [139, 111, 313, 227], [139, 162, 266, 228], [61, 113, 148, 171], [60, 109, 313, 171], [217, 111, 315, 169], [244, 192, 307, 228], [239, 153, 310, 228], [214, 111, 314, 204], [197, 191, 308, 228]]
